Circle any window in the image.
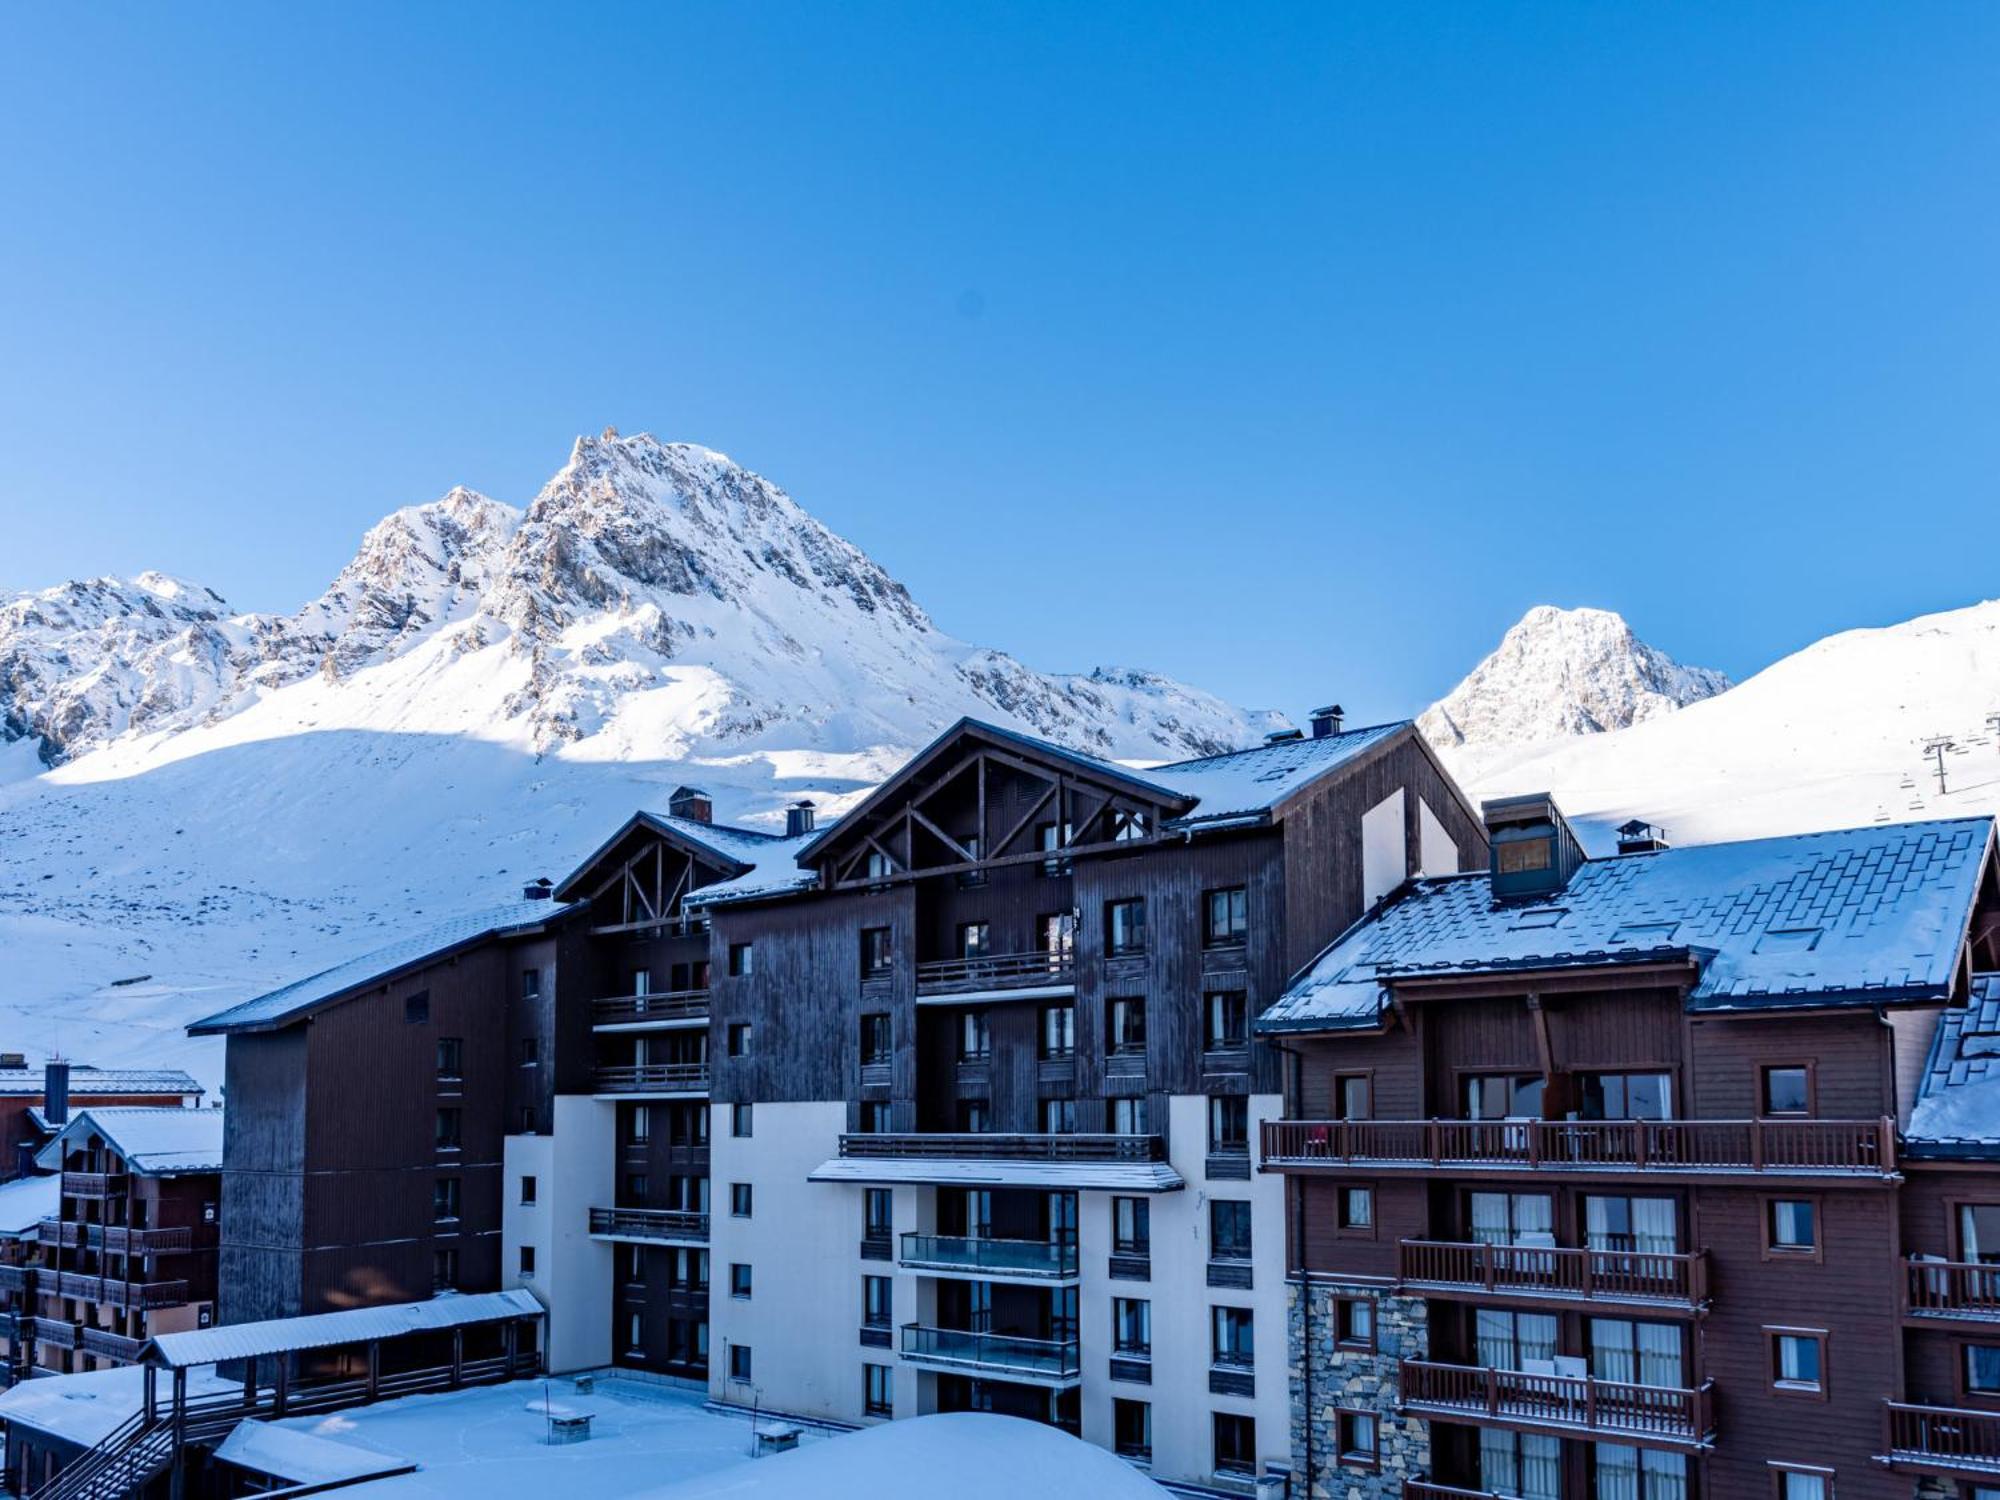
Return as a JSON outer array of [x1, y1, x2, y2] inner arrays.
[[1476, 1308, 1557, 1370], [1114, 1297, 1152, 1356], [433, 1177, 461, 1223], [958, 1010, 991, 1061], [1041, 1003, 1075, 1059], [864, 1362, 893, 1418], [1213, 1413, 1256, 1478], [863, 1275, 892, 1328], [627, 1104, 653, 1144], [1205, 990, 1248, 1050], [404, 990, 430, 1024], [1209, 1095, 1249, 1155], [1772, 1467, 1831, 1500], [625, 1172, 649, 1199], [1114, 1398, 1152, 1462], [865, 1188, 893, 1238], [1337, 1297, 1375, 1350], [730, 1183, 753, 1217], [1590, 1317, 1684, 1387], [860, 1100, 892, 1133], [435, 1037, 463, 1079], [521, 969, 541, 1000], [731, 1103, 753, 1138], [1337, 1410, 1379, 1469], [1481, 1431, 1561, 1500], [1212, 1305, 1254, 1367], [864, 849, 892, 882], [1114, 1197, 1151, 1255], [1111, 1096, 1149, 1135], [1468, 1191, 1555, 1247], [1762, 1065, 1813, 1117], [958, 922, 991, 959], [1042, 1097, 1077, 1133], [1770, 1328, 1827, 1395], [519, 1245, 536, 1277], [1040, 911, 1076, 960], [1037, 822, 1074, 874], [1205, 887, 1249, 946], [728, 943, 753, 977], [860, 1012, 891, 1065], [726, 1023, 751, 1058], [1107, 996, 1147, 1055], [1339, 1186, 1374, 1233], [728, 1344, 752, 1382], [631, 968, 653, 996], [1594, 1446, 1686, 1500], [1106, 898, 1147, 956], [1463, 1072, 1542, 1119], [1584, 1195, 1678, 1254], [1967, 1343, 2000, 1395], [520, 1175, 538, 1206], [1767, 1199, 1818, 1255], [1210, 1200, 1252, 1261], [434, 1107, 462, 1151], [861, 927, 892, 979], [730, 1263, 752, 1300], [432, 1247, 457, 1289], [1578, 1071, 1673, 1121], [1336, 1073, 1372, 1120], [956, 1098, 992, 1132], [626, 1244, 648, 1284], [518, 1106, 536, 1133], [519, 1036, 539, 1067], [1963, 1204, 2000, 1263], [1112, 809, 1149, 843]]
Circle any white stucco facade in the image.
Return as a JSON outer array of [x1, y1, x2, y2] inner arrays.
[[503, 1094, 615, 1374]]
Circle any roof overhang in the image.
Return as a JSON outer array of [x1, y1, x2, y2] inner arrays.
[[807, 1157, 1186, 1192]]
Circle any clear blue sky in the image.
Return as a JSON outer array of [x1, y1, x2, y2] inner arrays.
[[3, 4, 1998, 719]]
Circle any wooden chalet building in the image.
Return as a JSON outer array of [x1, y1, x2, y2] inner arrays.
[[0, 1060, 206, 1179], [1255, 799, 2000, 1500], [671, 713, 1486, 1492], [28, 1107, 224, 1376]]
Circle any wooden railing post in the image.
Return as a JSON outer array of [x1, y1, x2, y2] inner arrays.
[[1750, 1118, 1764, 1171]]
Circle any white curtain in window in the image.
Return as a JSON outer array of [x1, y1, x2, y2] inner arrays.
[[1643, 1451, 1687, 1500], [1631, 1198, 1678, 1255], [1470, 1193, 1512, 1245], [1522, 1436, 1561, 1500], [1515, 1194, 1556, 1246], [1479, 1429, 1520, 1495], [1589, 1320, 1683, 1387], [1594, 1445, 1640, 1500], [1478, 1309, 1557, 1369]]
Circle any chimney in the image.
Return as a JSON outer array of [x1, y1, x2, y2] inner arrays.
[[522, 877, 554, 901], [1615, 819, 1669, 855], [1482, 793, 1587, 901], [786, 799, 817, 838], [44, 1059, 69, 1128], [0, 1053, 24, 1071], [667, 786, 713, 824], [1309, 704, 1345, 739], [1264, 728, 1305, 745]]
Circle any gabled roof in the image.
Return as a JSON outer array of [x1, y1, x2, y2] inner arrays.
[[144, 1288, 544, 1368], [552, 808, 797, 902], [1143, 720, 1413, 829], [188, 898, 578, 1036], [0, 1066, 202, 1100], [35, 1106, 225, 1176], [1909, 972, 2000, 1154], [1261, 816, 1997, 1034]]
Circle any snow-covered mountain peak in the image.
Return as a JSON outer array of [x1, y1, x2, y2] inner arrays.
[[1420, 604, 1730, 751]]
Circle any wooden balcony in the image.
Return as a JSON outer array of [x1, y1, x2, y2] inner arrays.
[[1907, 1258, 2000, 1322], [0, 1264, 35, 1295], [915, 950, 1076, 998], [1405, 1483, 1516, 1500], [30, 1317, 80, 1350], [1398, 1240, 1708, 1312], [55, 1271, 190, 1310], [38, 1219, 79, 1248], [898, 1323, 1081, 1386], [80, 1326, 145, 1363], [588, 1207, 709, 1244], [1882, 1401, 2000, 1475], [839, 1132, 1166, 1164], [61, 1172, 128, 1199], [591, 990, 710, 1029], [1399, 1359, 1714, 1448], [899, 1233, 1079, 1281], [1263, 1118, 1896, 1181], [592, 1062, 710, 1096]]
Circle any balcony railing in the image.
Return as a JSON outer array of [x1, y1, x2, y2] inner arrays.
[[61, 1172, 128, 1199], [839, 1133, 1166, 1163], [1884, 1401, 2000, 1473], [899, 1323, 1081, 1382], [1399, 1240, 1708, 1309], [29, 1318, 80, 1350], [916, 951, 1076, 997], [592, 990, 710, 1028], [38, 1220, 79, 1248], [0, 1264, 34, 1295], [80, 1327, 145, 1363], [1907, 1259, 2000, 1321], [1406, 1483, 1519, 1500], [1264, 1118, 1895, 1177], [898, 1233, 1079, 1280], [588, 1207, 709, 1243], [54, 1272, 189, 1310], [42, 1223, 196, 1254], [1399, 1359, 1714, 1447], [593, 1063, 710, 1094]]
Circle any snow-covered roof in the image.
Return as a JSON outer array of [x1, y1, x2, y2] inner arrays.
[[807, 1157, 1185, 1192], [145, 1289, 544, 1369], [1145, 720, 1411, 828], [0, 1066, 202, 1099], [0, 1363, 239, 1448], [1262, 816, 1996, 1034], [641, 1412, 1170, 1500], [553, 808, 811, 904], [214, 1420, 417, 1486], [1909, 972, 2000, 1153], [0, 1172, 62, 1237], [651, 815, 820, 908], [189, 899, 578, 1035], [35, 1107, 225, 1176]]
